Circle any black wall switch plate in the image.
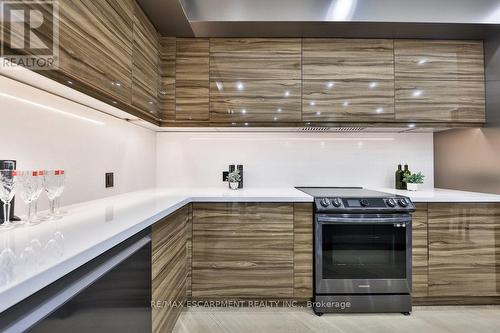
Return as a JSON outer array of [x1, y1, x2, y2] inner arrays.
[[222, 171, 229, 182], [105, 172, 114, 188]]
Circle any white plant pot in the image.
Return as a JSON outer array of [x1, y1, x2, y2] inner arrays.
[[229, 182, 239, 190], [407, 183, 419, 191]]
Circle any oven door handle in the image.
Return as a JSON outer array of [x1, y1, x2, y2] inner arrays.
[[316, 216, 411, 224]]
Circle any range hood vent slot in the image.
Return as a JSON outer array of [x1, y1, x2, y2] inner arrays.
[[298, 127, 366, 132]]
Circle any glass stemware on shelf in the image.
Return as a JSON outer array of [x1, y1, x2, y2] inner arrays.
[[17, 171, 43, 225], [43, 170, 61, 220], [0, 169, 18, 229], [54, 170, 66, 216]]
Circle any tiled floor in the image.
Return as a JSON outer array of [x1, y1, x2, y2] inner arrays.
[[173, 306, 500, 333]]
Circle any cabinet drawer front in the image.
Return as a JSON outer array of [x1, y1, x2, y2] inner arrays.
[[395, 40, 484, 81], [303, 79, 395, 122], [192, 203, 294, 298], [428, 203, 500, 297], [395, 80, 485, 122]]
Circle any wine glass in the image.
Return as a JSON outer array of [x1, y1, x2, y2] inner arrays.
[[17, 171, 43, 225], [32, 170, 45, 221], [0, 169, 19, 228], [54, 170, 66, 216], [43, 170, 60, 220]]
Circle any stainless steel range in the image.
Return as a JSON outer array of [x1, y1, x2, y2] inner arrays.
[[297, 187, 416, 316]]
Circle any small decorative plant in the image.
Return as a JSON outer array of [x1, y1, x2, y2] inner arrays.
[[227, 169, 241, 190], [403, 172, 425, 191]]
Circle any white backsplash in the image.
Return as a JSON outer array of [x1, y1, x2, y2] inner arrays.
[[156, 132, 434, 189], [1, 76, 157, 215]]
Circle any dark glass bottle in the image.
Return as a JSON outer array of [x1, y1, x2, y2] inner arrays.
[[395, 164, 403, 189], [402, 164, 411, 190]]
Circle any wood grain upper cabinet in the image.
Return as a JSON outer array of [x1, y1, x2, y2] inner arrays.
[[428, 203, 500, 297], [175, 38, 210, 121], [210, 38, 302, 123], [152, 206, 189, 333], [159, 37, 176, 122], [58, 0, 134, 104], [302, 39, 395, 122], [132, 2, 159, 116], [412, 203, 428, 297], [395, 40, 485, 123], [191, 203, 294, 298]]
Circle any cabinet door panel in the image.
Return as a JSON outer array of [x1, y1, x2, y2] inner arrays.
[[210, 80, 301, 122], [412, 203, 428, 297], [395, 40, 484, 81], [59, 0, 133, 103], [132, 2, 159, 116], [303, 80, 394, 121], [210, 38, 301, 80], [152, 206, 189, 333], [303, 39, 394, 80], [428, 203, 500, 297], [395, 80, 485, 122], [192, 203, 294, 298], [176, 39, 209, 121], [159, 38, 176, 122]]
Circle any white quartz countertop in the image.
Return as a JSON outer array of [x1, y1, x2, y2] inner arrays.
[[0, 187, 312, 313], [372, 187, 500, 203], [1, 186, 500, 313]]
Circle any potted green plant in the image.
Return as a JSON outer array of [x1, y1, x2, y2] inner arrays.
[[403, 172, 425, 191], [227, 169, 241, 190]]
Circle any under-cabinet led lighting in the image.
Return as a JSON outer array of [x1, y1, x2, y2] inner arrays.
[[0, 92, 105, 126]]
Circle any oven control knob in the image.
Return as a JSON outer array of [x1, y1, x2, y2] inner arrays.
[[332, 198, 342, 207], [386, 198, 396, 207], [360, 199, 369, 207], [398, 198, 409, 207], [320, 198, 331, 207]]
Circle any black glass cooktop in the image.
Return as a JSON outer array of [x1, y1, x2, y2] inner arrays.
[[296, 187, 398, 198]]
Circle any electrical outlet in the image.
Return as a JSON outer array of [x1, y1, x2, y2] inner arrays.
[[105, 172, 114, 188]]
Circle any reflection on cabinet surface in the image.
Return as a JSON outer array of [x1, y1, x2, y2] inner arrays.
[[210, 80, 301, 122], [302, 39, 395, 122], [395, 40, 485, 81], [395, 40, 485, 123], [191, 203, 294, 298], [59, 0, 134, 104], [209, 38, 302, 122], [395, 80, 485, 122], [302, 80, 394, 122], [412, 203, 429, 297], [132, 1, 159, 116], [428, 203, 500, 297], [152, 206, 189, 333]]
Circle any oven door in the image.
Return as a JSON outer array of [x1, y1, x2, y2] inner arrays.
[[315, 214, 412, 295]]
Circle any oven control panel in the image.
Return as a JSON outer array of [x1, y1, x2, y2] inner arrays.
[[315, 196, 415, 213]]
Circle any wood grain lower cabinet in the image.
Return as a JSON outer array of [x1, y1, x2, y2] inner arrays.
[[152, 206, 189, 333], [428, 203, 500, 297], [191, 203, 295, 298], [412, 203, 429, 297], [293, 203, 313, 299]]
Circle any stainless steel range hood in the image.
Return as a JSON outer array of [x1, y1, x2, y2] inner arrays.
[[138, 0, 500, 39], [180, 0, 500, 24]]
